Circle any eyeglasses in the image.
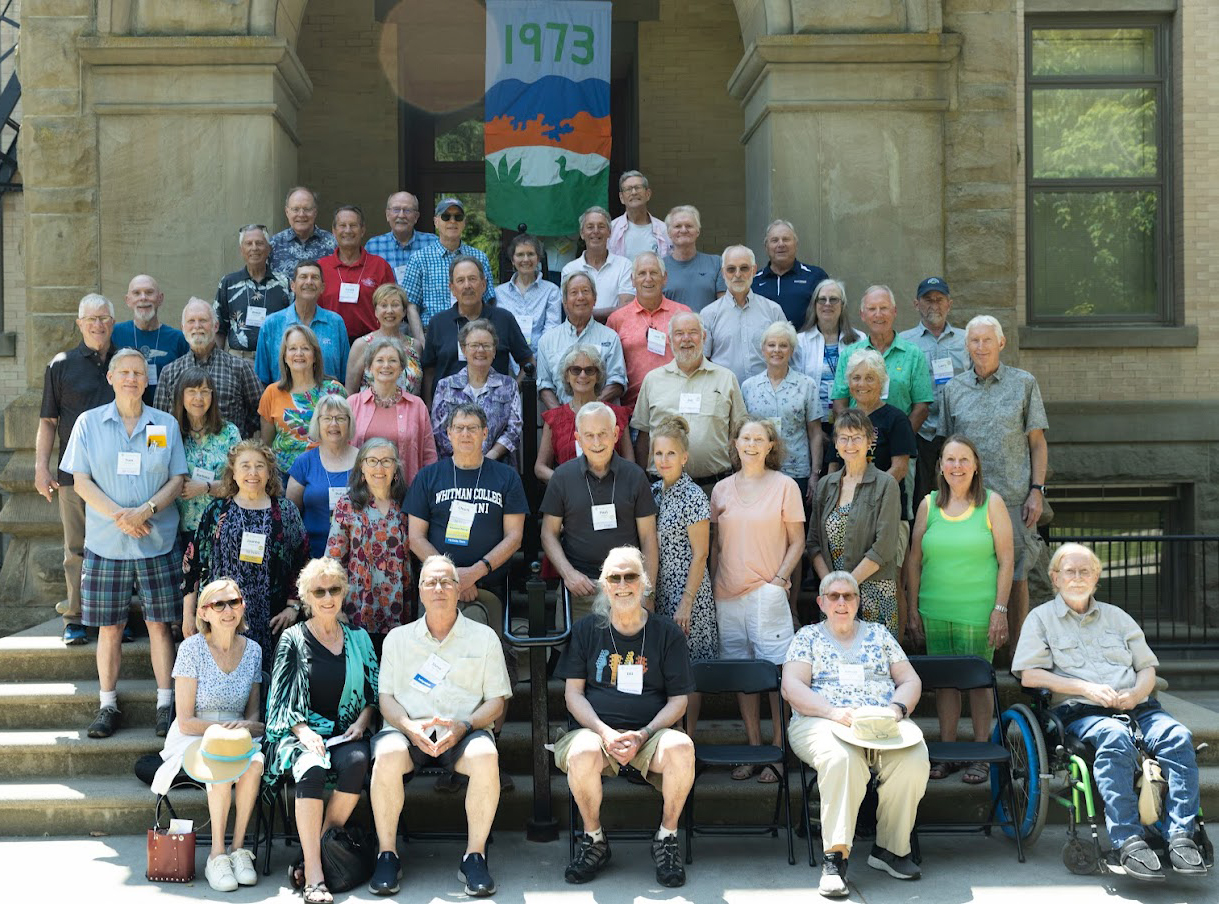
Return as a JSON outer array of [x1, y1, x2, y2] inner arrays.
[[605, 572, 641, 585], [449, 424, 485, 435], [823, 592, 858, 602], [362, 457, 397, 469], [567, 365, 598, 377], [620, 184, 647, 195], [1057, 568, 1096, 580], [388, 207, 418, 215], [816, 296, 844, 305], [204, 597, 244, 611], [463, 342, 494, 352], [320, 415, 349, 425], [309, 585, 344, 598], [79, 315, 114, 326], [287, 206, 316, 215], [184, 387, 213, 396], [421, 577, 459, 590], [836, 434, 868, 446], [438, 212, 465, 222]]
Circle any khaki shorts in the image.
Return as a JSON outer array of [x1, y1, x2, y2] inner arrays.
[[552, 726, 681, 791], [1005, 505, 1038, 580]]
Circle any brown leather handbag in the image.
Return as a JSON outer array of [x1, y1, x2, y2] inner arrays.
[[146, 794, 195, 883]]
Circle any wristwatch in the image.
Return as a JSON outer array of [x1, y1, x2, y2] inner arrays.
[[891, 701, 908, 719], [460, 720, 474, 735], [993, 604, 1008, 614], [146, 500, 157, 514], [1029, 483, 1046, 494]]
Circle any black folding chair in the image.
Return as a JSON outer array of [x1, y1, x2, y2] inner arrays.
[[683, 659, 795, 865], [907, 654, 1027, 863]]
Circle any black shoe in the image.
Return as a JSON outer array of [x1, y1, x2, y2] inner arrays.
[[155, 705, 171, 738], [87, 706, 120, 738], [434, 772, 467, 793], [651, 834, 685, 887], [369, 851, 401, 895], [867, 844, 920, 879], [565, 835, 611, 883], [458, 852, 495, 897], [1118, 836, 1164, 880], [1167, 833, 1206, 875], [819, 851, 849, 897]]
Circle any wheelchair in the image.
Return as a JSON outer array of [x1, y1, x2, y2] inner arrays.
[[990, 687, 1214, 876]]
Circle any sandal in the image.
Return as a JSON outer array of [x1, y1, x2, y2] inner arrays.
[[758, 764, 783, 784], [961, 762, 990, 784], [287, 855, 305, 891], [929, 761, 958, 780], [302, 882, 333, 904], [731, 764, 760, 781]]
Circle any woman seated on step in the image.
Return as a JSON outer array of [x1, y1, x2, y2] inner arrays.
[[151, 577, 264, 892]]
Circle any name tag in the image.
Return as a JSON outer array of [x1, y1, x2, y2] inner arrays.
[[411, 653, 452, 694], [591, 503, 618, 531], [517, 315, 534, 345], [646, 328, 666, 356], [457, 343, 466, 362], [117, 452, 141, 476], [338, 282, 360, 304], [838, 663, 865, 687], [147, 362, 158, 385], [445, 500, 478, 546], [192, 467, 215, 483], [617, 663, 644, 695], [246, 305, 267, 328], [394, 265, 408, 284], [574, 438, 584, 459], [881, 377, 890, 401], [239, 531, 267, 564], [932, 357, 954, 386], [678, 392, 702, 415], [328, 486, 346, 511], [769, 416, 782, 435], [146, 425, 168, 449]]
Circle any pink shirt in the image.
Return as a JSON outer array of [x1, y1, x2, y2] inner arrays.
[[348, 387, 438, 486], [606, 297, 691, 407], [710, 470, 805, 600]]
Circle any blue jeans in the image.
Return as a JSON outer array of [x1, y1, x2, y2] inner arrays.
[[1062, 699, 1199, 845]]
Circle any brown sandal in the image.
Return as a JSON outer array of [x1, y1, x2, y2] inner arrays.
[[961, 762, 989, 784], [929, 761, 958, 780]]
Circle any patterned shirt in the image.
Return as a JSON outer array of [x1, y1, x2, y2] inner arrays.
[[830, 332, 935, 417], [257, 380, 346, 473], [742, 369, 823, 478], [214, 266, 292, 353], [939, 363, 1049, 508], [177, 421, 242, 533], [327, 495, 412, 635], [535, 319, 628, 402], [154, 346, 264, 439], [366, 229, 439, 285], [430, 368, 523, 458], [785, 621, 907, 709], [400, 242, 495, 328], [269, 226, 336, 280]]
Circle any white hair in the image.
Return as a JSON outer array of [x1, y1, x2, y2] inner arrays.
[[632, 251, 666, 276], [966, 314, 1006, 343], [107, 347, 147, 376], [181, 297, 216, 325], [860, 285, 896, 311], [764, 219, 798, 243], [721, 244, 757, 268], [664, 205, 701, 231], [78, 293, 114, 319], [237, 224, 270, 246], [574, 400, 616, 432]]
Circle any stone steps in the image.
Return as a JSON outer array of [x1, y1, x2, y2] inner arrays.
[[0, 619, 156, 681]]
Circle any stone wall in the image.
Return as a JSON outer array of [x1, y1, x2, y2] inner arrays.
[[0, 191, 26, 418]]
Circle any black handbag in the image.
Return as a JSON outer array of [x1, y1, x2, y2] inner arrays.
[[320, 825, 376, 892]]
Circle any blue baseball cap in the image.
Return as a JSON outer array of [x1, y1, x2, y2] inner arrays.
[[916, 277, 950, 298], [434, 197, 465, 217]]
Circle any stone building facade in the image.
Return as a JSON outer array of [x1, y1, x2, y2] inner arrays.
[[0, 0, 1214, 631]]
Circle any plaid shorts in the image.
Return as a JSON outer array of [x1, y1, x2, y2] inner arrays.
[[923, 616, 994, 661], [81, 549, 182, 627]]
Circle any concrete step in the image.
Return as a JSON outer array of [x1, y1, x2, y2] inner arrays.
[[0, 679, 161, 729], [0, 729, 163, 778], [0, 618, 156, 681]]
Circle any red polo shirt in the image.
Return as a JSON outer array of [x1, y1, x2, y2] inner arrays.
[[606, 296, 691, 406], [318, 249, 395, 340]]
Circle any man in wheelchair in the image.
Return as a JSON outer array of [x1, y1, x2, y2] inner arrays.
[[1012, 542, 1208, 881]]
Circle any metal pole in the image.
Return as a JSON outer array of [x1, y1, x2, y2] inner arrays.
[[524, 561, 558, 841]]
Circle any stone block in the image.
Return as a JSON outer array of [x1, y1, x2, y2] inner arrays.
[[26, 313, 85, 385], [946, 181, 1015, 212], [956, 83, 1016, 112], [945, 113, 1014, 183], [1049, 442, 1208, 484], [18, 118, 96, 189], [792, 0, 908, 33], [22, 188, 100, 216], [945, 208, 1015, 284], [24, 0, 93, 15], [26, 215, 100, 288], [16, 87, 84, 116], [946, 279, 1016, 317], [1, 401, 45, 458], [952, 11, 1017, 83], [944, 0, 1014, 14], [19, 16, 88, 95], [132, 0, 251, 35]]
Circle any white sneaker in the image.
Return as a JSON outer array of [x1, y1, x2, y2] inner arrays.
[[229, 848, 258, 886], [205, 853, 238, 892]]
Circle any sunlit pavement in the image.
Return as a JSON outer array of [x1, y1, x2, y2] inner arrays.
[[6, 831, 1214, 903]]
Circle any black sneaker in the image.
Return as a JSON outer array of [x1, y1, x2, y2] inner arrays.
[[565, 835, 611, 884], [155, 705, 172, 738], [651, 834, 685, 887], [87, 706, 120, 739], [819, 851, 849, 897], [867, 844, 921, 879], [369, 851, 401, 895], [1167, 833, 1207, 875], [458, 852, 495, 897]]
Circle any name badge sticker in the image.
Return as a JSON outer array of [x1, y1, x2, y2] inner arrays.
[[678, 392, 702, 415], [838, 663, 865, 687], [117, 452, 141, 476], [932, 357, 954, 386], [617, 663, 644, 695], [245, 305, 267, 328], [192, 467, 215, 483], [338, 282, 360, 304], [646, 328, 666, 356], [591, 503, 618, 531], [445, 500, 478, 546], [239, 531, 267, 564], [328, 487, 346, 510]]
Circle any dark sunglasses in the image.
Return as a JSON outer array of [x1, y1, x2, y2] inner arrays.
[[205, 598, 244, 611], [567, 365, 598, 377], [438, 212, 465, 222], [605, 572, 641, 585], [309, 585, 345, 598]]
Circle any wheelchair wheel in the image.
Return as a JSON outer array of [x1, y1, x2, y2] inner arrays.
[[1062, 837, 1099, 875], [992, 702, 1049, 846]]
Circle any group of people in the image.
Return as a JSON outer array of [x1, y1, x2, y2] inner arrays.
[[32, 172, 1207, 898]]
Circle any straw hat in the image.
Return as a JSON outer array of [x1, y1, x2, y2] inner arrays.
[[828, 705, 924, 751], [182, 725, 258, 784]]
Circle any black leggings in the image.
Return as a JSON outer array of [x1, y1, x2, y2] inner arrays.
[[295, 738, 370, 800]]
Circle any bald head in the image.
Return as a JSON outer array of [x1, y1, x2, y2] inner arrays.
[[125, 274, 164, 329]]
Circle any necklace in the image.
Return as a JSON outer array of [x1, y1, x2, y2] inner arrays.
[[372, 386, 402, 408]]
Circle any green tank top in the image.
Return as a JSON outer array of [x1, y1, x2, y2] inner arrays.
[[917, 490, 1000, 627]]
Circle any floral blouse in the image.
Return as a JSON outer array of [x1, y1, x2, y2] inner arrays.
[[178, 421, 241, 533], [784, 620, 907, 709], [257, 379, 346, 473], [326, 494, 412, 635], [357, 332, 422, 396], [430, 368, 523, 458]]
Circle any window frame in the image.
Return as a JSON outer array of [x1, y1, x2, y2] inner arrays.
[[1024, 15, 1175, 326]]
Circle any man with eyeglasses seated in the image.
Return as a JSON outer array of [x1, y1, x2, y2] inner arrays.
[[400, 197, 496, 331], [368, 555, 511, 898], [214, 224, 291, 359], [1013, 542, 1208, 881], [553, 545, 695, 887], [541, 402, 658, 625]]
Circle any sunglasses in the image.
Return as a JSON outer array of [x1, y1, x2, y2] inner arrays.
[[309, 585, 344, 598], [438, 212, 465, 222], [205, 597, 244, 611], [605, 572, 641, 585], [823, 592, 858, 602], [567, 365, 598, 377]]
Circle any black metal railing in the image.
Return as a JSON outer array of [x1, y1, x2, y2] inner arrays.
[[1044, 532, 1219, 649]]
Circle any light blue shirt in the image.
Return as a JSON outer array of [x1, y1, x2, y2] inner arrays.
[[366, 230, 439, 285], [401, 242, 495, 329], [494, 275, 562, 352], [742, 369, 823, 478], [254, 303, 351, 385], [535, 319, 628, 402], [61, 401, 188, 559], [898, 322, 968, 440]]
